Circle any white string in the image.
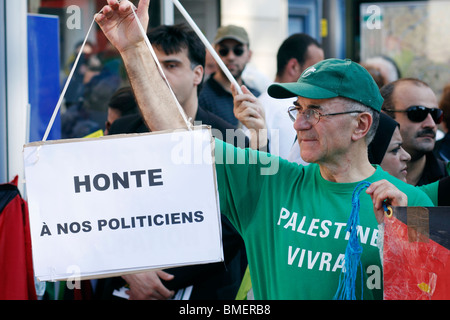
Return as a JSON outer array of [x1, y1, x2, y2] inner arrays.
[[130, 6, 192, 130], [42, 18, 97, 142], [171, 0, 242, 95], [42, 3, 193, 141]]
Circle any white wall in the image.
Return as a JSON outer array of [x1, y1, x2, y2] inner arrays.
[[221, 0, 288, 82], [3, 0, 29, 193]]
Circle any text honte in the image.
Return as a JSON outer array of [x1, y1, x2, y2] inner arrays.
[[74, 169, 163, 193]]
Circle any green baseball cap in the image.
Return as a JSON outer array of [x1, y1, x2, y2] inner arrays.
[[268, 58, 383, 112]]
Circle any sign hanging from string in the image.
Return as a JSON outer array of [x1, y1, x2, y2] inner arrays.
[[24, 2, 223, 282]]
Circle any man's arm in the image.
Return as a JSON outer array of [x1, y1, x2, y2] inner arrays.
[[95, 0, 187, 131]]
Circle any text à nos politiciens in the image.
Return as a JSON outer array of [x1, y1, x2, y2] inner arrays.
[[39, 211, 205, 237]]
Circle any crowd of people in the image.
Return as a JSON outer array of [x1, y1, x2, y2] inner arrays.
[[10, 0, 450, 300]]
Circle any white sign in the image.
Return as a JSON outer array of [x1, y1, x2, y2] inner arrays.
[[23, 127, 223, 281]]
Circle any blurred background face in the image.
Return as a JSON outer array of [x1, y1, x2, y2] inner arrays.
[[298, 44, 324, 78], [215, 39, 251, 80], [380, 127, 411, 182]]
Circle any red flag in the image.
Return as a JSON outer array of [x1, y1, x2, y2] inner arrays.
[[0, 176, 37, 300], [383, 207, 450, 300]]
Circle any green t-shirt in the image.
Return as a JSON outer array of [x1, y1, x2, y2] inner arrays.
[[214, 139, 434, 300], [418, 181, 439, 206]]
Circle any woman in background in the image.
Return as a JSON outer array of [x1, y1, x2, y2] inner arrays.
[[368, 113, 410, 182], [369, 113, 449, 205]]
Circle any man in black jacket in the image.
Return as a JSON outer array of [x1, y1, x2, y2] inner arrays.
[[381, 78, 449, 186], [105, 23, 266, 300]]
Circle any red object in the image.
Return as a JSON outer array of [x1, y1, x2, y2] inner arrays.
[[383, 207, 450, 300], [74, 280, 94, 300], [0, 176, 37, 300]]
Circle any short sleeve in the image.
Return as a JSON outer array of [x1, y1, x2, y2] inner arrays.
[[213, 138, 280, 233]]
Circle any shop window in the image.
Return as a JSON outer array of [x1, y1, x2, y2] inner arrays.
[[28, 0, 134, 139]]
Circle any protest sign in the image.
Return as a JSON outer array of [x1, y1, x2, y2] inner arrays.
[[383, 206, 450, 300], [23, 127, 223, 281]]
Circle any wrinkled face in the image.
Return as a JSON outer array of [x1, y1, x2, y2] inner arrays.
[[391, 83, 438, 159], [380, 127, 411, 182], [292, 97, 360, 165], [215, 39, 251, 80], [153, 46, 203, 106]]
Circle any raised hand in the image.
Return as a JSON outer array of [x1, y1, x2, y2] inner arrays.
[[231, 84, 268, 150], [95, 0, 150, 53], [232, 84, 266, 131]]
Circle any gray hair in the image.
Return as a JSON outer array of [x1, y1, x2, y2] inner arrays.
[[336, 97, 380, 145]]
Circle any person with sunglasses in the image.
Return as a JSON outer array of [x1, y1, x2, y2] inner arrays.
[[198, 25, 261, 127], [434, 83, 450, 162], [380, 78, 449, 186], [367, 113, 450, 206], [95, 0, 434, 300]]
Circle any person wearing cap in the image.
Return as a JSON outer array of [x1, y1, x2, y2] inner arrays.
[[380, 78, 449, 186], [198, 24, 261, 127], [96, 0, 434, 300], [259, 33, 324, 162]]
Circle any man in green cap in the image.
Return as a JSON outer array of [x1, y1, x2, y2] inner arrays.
[[267, 58, 384, 166], [96, 0, 433, 300]]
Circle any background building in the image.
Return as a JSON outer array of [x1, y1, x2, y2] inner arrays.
[[2, 0, 450, 192]]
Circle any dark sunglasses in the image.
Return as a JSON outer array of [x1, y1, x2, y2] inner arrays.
[[218, 47, 245, 57], [383, 106, 443, 124]]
